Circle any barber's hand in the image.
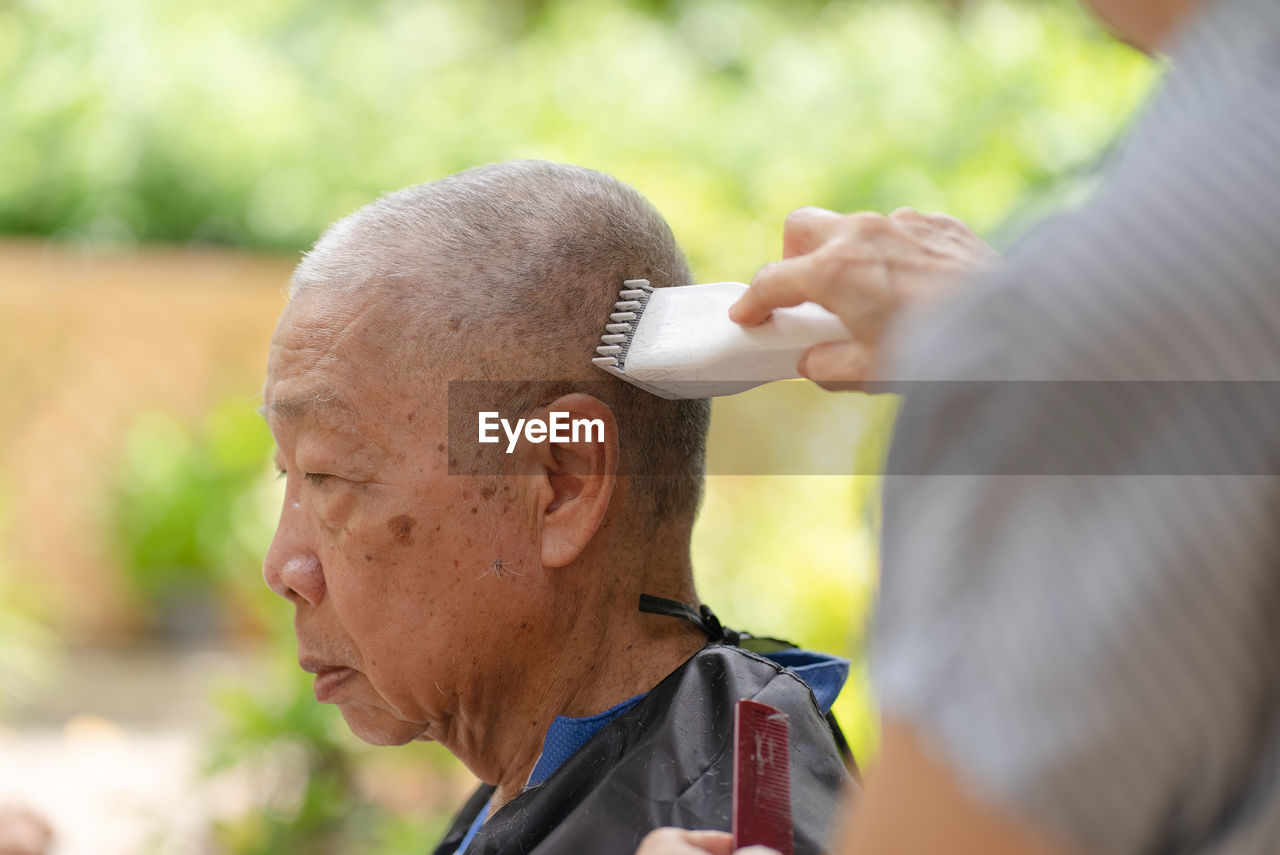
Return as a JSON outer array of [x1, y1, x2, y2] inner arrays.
[[730, 206, 998, 391], [0, 804, 54, 855], [635, 828, 781, 855]]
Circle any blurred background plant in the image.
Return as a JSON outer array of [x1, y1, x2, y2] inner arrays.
[[0, 491, 64, 716], [106, 404, 278, 642], [0, 0, 1155, 852]]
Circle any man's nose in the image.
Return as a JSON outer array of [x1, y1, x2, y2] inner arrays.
[[263, 500, 326, 606]]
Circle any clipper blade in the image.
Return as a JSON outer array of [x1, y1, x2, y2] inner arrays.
[[592, 278, 653, 374]]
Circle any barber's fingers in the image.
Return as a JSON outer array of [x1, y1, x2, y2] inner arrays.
[[890, 206, 958, 228], [781, 206, 844, 259], [729, 254, 826, 327], [635, 828, 734, 855], [680, 831, 733, 854], [890, 207, 968, 247], [798, 340, 875, 392], [889, 205, 929, 221], [891, 207, 1003, 265], [732, 249, 892, 351]]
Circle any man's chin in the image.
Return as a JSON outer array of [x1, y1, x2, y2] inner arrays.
[[337, 703, 427, 746]]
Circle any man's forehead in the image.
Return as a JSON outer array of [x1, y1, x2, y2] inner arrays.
[[262, 287, 458, 430], [263, 291, 389, 418], [260, 387, 352, 423]]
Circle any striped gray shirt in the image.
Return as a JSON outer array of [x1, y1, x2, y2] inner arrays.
[[874, 1, 1280, 854]]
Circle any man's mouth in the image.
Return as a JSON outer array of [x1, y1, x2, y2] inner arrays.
[[299, 658, 356, 702]]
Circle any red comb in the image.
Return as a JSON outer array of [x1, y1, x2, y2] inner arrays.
[[732, 699, 794, 855]]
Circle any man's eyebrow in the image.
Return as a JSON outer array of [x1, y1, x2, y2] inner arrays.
[[257, 390, 348, 420]]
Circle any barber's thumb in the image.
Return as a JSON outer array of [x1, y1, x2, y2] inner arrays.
[[798, 341, 870, 392]]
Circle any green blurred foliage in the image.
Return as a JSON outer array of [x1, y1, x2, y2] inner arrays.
[[107, 402, 279, 638], [695, 385, 901, 758], [204, 660, 447, 855], [0, 0, 1151, 275], [0, 580, 61, 712], [0, 491, 64, 714]]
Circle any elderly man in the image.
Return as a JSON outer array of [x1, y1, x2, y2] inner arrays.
[[261, 160, 854, 854]]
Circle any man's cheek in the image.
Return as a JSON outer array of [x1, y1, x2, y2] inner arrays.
[[325, 496, 422, 560], [311, 487, 360, 533], [330, 525, 410, 583]]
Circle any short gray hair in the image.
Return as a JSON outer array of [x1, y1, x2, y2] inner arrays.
[[292, 160, 711, 524]]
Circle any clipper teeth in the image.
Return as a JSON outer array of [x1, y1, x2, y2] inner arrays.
[[594, 278, 654, 375]]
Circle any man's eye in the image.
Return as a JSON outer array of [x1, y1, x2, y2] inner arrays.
[[305, 472, 332, 485]]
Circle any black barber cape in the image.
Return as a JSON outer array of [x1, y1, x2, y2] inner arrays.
[[433, 644, 853, 855]]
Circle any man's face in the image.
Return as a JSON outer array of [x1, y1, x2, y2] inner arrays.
[[262, 290, 543, 745]]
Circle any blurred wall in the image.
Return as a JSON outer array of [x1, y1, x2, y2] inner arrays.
[[0, 241, 289, 640]]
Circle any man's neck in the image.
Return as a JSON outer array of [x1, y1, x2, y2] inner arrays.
[[439, 554, 707, 812]]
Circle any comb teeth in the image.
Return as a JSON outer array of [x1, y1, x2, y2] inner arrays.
[[594, 278, 654, 373]]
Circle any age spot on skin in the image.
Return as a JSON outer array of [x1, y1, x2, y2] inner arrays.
[[387, 514, 418, 546], [480, 485, 496, 500]]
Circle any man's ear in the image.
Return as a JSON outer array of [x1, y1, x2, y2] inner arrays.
[[523, 393, 618, 568]]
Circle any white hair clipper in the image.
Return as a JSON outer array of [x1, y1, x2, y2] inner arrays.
[[591, 279, 851, 399]]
